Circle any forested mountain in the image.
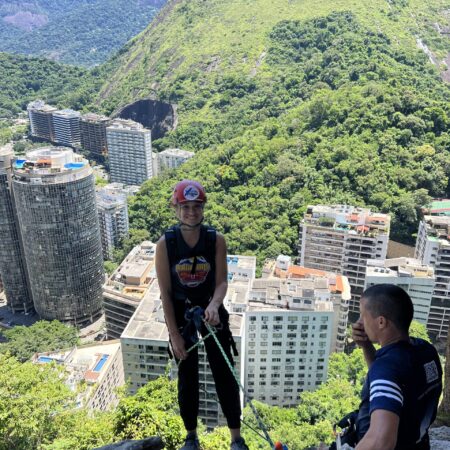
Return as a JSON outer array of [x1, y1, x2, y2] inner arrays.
[[91, 0, 450, 266], [0, 53, 100, 117], [0, 0, 165, 66]]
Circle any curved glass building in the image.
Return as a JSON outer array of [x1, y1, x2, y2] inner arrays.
[[12, 147, 104, 324], [0, 145, 33, 313]]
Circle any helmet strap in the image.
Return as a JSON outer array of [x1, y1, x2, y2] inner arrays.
[[179, 217, 204, 230]]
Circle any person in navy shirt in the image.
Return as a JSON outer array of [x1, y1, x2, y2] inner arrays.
[[352, 284, 442, 450]]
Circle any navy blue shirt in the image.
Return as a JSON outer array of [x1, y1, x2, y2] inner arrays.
[[356, 338, 442, 449]]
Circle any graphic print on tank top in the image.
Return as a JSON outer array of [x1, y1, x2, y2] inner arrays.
[[175, 255, 211, 287]]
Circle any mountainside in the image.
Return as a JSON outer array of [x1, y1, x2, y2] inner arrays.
[[93, 0, 450, 265], [0, 0, 165, 66], [0, 53, 102, 117]]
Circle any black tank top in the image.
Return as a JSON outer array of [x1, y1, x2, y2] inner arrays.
[[165, 225, 216, 309]]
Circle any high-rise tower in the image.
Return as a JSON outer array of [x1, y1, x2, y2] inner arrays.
[[96, 185, 129, 260], [0, 145, 33, 312], [27, 100, 57, 141], [53, 109, 81, 147], [12, 147, 104, 324], [298, 205, 390, 318], [80, 113, 110, 161], [106, 119, 152, 186]]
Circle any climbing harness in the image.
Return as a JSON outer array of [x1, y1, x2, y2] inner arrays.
[[171, 306, 288, 450]]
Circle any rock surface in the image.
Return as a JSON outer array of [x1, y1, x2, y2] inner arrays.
[[116, 99, 177, 140], [93, 436, 164, 450], [430, 427, 450, 450]]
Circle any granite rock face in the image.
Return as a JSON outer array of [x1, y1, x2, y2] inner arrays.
[[93, 436, 164, 450], [430, 427, 450, 450], [116, 99, 177, 140]]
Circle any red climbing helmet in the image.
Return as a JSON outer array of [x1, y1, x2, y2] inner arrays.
[[172, 180, 207, 205]]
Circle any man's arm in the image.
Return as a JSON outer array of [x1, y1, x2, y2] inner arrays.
[[355, 410, 399, 450], [204, 233, 227, 325]]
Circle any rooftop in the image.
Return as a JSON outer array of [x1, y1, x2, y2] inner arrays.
[[33, 340, 121, 385], [422, 199, 450, 217], [227, 255, 257, 270], [107, 119, 149, 132], [263, 257, 350, 299], [122, 280, 243, 341], [366, 258, 434, 279], [96, 187, 128, 209], [303, 204, 390, 235], [27, 100, 57, 113], [12, 147, 91, 182], [159, 148, 195, 158], [53, 109, 80, 119], [81, 113, 110, 123], [423, 215, 450, 244], [103, 241, 156, 301]]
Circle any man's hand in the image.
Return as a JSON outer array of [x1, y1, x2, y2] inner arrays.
[[171, 332, 188, 360], [204, 303, 220, 326], [352, 320, 370, 348], [352, 319, 376, 367]]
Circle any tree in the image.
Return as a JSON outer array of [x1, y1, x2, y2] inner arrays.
[[41, 410, 116, 450], [0, 320, 79, 362], [0, 354, 74, 450], [409, 320, 431, 342], [114, 377, 185, 450], [104, 260, 119, 275]]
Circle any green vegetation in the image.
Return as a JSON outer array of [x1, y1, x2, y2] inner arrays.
[[0, 0, 163, 66], [0, 349, 364, 450], [0, 53, 103, 117], [0, 320, 79, 362], [107, 8, 450, 266], [0, 321, 433, 449], [0, 353, 75, 450]]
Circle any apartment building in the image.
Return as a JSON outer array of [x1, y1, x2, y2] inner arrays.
[[11, 147, 104, 324], [34, 341, 125, 411], [157, 148, 194, 173], [243, 257, 349, 408], [80, 113, 110, 160], [415, 216, 450, 338], [52, 109, 81, 147], [106, 119, 152, 186], [0, 145, 33, 312], [121, 280, 244, 429], [365, 258, 435, 326], [299, 205, 390, 318], [96, 186, 129, 260], [27, 100, 57, 141], [103, 241, 156, 339]]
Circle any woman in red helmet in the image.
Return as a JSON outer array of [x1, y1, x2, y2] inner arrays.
[[155, 180, 248, 450]]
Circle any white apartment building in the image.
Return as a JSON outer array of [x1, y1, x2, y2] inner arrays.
[[96, 186, 129, 260], [415, 216, 450, 338], [365, 258, 435, 326], [34, 341, 125, 411], [157, 148, 194, 173], [243, 258, 349, 408], [103, 241, 157, 339], [299, 205, 390, 317], [121, 280, 244, 429], [245, 307, 332, 407], [106, 119, 152, 186], [52, 109, 81, 147]]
